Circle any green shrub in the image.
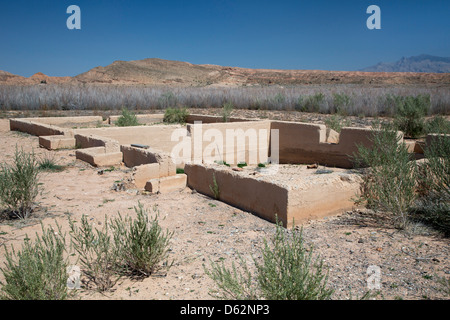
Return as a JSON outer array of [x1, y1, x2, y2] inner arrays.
[[298, 93, 325, 113], [354, 124, 417, 229], [0, 147, 40, 219], [414, 134, 450, 234], [158, 91, 178, 109], [209, 174, 220, 200], [332, 93, 352, 115], [69, 204, 173, 290], [237, 162, 247, 168], [393, 94, 430, 138], [425, 115, 450, 135], [38, 153, 64, 172], [324, 114, 351, 133], [221, 102, 234, 122], [163, 107, 189, 124], [69, 215, 120, 292], [204, 221, 333, 300], [115, 108, 139, 127], [110, 203, 173, 277], [0, 223, 68, 300]]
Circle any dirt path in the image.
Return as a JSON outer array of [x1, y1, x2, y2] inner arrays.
[[0, 118, 448, 300]]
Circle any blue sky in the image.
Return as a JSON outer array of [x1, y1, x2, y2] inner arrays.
[[0, 0, 449, 77]]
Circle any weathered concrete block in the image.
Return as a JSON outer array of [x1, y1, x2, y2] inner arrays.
[[76, 147, 122, 167], [39, 135, 76, 150], [133, 163, 160, 189], [326, 128, 340, 144], [145, 174, 187, 193], [159, 174, 187, 193]]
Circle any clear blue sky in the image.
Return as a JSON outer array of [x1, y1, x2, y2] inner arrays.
[[0, 0, 449, 77]]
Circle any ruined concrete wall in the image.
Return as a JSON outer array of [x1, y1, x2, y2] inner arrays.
[[271, 121, 403, 168], [286, 173, 362, 227], [187, 120, 271, 165], [10, 119, 69, 137], [185, 164, 289, 225], [74, 125, 184, 154], [13, 116, 103, 128]]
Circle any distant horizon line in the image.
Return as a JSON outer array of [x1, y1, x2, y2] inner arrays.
[[2, 53, 450, 78]]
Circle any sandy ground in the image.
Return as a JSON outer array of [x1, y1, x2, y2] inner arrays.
[[0, 117, 449, 300]]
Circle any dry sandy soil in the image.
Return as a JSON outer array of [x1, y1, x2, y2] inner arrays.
[[0, 116, 449, 301]]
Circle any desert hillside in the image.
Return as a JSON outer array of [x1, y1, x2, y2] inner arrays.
[[1, 58, 450, 86]]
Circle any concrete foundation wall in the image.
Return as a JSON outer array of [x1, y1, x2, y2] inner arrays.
[[286, 175, 361, 226], [185, 164, 289, 225], [121, 145, 176, 175], [74, 125, 184, 154], [271, 121, 403, 168], [187, 121, 272, 165], [10, 119, 69, 137], [14, 116, 103, 128]]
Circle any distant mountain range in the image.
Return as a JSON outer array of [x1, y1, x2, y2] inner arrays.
[[1, 55, 449, 86], [360, 54, 450, 73]]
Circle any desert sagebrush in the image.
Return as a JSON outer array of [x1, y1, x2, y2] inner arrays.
[[204, 220, 333, 300], [0, 223, 68, 300], [0, 147, 40, 219]]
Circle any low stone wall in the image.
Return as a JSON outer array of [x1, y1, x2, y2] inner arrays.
[[271, 121, 403, 168], [187, 120, 272, 165], [185, 163, 362, 227], [10, 118, 69, 137], [121, 145, 178, 189], [185, 164, 289, 225], [74, 124, 184, 154], [75, 147, 123, 167]]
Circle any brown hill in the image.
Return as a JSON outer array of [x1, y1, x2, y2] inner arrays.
[[74, 58, 450, 86], [29, 72, 72, 84], [1, 58, 450, 86]]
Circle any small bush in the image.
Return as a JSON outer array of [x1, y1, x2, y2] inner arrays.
[[0, 147, 40, 219], [425, 115, 450, 135], [354, 124, 417, 229], [209, 174, 220, 200], [111, 203, 173, 277], [221, 102, 234, 122], [69, 204, 173, 290], [163, 107, 189, 124], [69, 215, 121, 291], [158, 91, 178, 109], [0, 223, 68, 300], [324, 114, 351, 133], [298, 93, 326, 113], [115, 108, 140, 127], [205, 221, 333, 300], [237, 162, 247, 168], [38, 153, 64, 172], [413, 134, 450, 234], [332, 93, 352, 115], [393, 94, 430, 138]]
